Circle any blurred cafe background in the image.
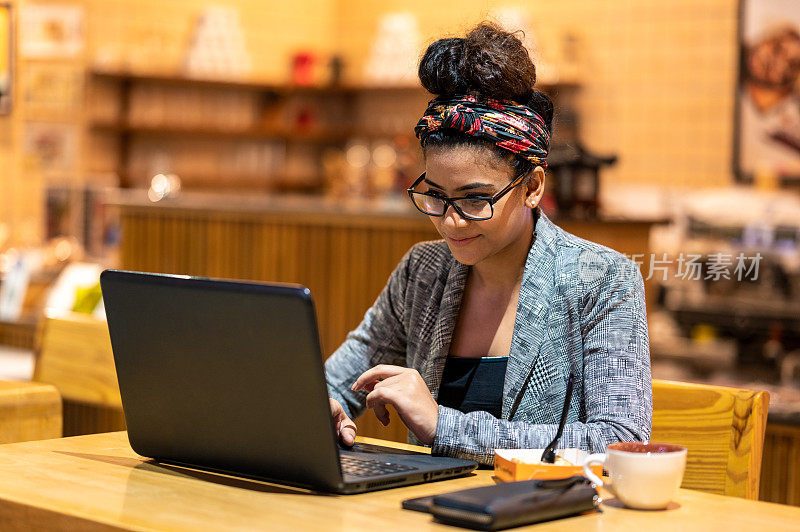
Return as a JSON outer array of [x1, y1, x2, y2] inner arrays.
[[1, 0, 800, 506]]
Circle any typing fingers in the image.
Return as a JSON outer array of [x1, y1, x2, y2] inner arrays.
[[351, 365, 408, 392], [330, 398, 346, 420], [330, 398, 357, 445], [365, 386, 395, 426], [338, 417, 357, 446]]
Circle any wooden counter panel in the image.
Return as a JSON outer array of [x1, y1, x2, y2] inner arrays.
[[0, 320, 36, 350], [760, 423, 800, 506], [121, 210, 438, 359]]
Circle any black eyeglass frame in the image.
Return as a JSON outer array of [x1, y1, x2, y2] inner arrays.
[[406, 172, 528, 221]]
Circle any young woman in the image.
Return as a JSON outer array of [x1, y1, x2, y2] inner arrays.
[[325, 22, 652, 465]]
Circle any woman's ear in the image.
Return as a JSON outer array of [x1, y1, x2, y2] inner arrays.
[[524, 166, 546, 208]]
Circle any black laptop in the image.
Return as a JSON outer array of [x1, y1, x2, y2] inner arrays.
[[100, 270, 477, 494]]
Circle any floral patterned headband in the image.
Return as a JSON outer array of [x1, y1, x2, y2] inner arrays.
[[414, 94, 550, 168]]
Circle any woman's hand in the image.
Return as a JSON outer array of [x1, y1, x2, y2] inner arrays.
[[351, 365, 439, 445], [330, 398, 357, 446]]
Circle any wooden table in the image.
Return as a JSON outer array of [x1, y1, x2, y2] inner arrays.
[[0, 432, 798, 531]]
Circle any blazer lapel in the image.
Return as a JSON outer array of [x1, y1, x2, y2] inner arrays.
[[502, 213, 558, 419], [422, 257, 468, 399]]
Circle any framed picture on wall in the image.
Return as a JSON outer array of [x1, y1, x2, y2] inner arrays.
[[21, 63, 82, 118], [0, 3, 12, 115], [735, 0, 800, 183], [19, 3, 84, 59], [22, 122, 77, 172]]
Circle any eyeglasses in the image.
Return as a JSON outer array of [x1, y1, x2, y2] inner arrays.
[[406, 172, 527, 221]]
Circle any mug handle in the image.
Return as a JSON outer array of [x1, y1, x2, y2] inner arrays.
[[582, 453, 606, 487]]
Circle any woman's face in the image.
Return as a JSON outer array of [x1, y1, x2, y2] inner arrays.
[[422, 146, 543, 266]]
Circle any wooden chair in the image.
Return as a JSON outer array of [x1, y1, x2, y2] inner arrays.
[[651, 379, 769, 500], [0, 381, 62, 443], [33, 311, 125, 436]]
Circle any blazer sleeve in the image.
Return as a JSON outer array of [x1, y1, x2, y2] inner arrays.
[[431, 262, 652, 465], [324, 248, 412, 420]]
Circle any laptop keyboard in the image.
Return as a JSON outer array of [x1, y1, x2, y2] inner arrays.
[[340, 455, 418, 477]]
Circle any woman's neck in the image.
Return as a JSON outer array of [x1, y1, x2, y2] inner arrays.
[[470, 214, 536, 292]]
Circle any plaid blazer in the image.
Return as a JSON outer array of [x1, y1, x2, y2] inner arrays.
[[325, 212, 652, 465]]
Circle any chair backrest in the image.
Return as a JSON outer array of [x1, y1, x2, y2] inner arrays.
[[34, 311, 121, 408], [651, 379, 769, 500], [0, 381, 62, 443]]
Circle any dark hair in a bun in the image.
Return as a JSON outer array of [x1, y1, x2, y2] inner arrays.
[[418, 22, 554, 179]]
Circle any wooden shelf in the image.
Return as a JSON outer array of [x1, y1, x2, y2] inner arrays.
[[119, 171, 322, 193], [90, 69, 576, 94], [90, 120, 352, 143], [91, 120, 417, 143], [90, 69, 426, 95]]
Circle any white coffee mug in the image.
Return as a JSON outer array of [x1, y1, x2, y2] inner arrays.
[[582, 441, 687, 510]]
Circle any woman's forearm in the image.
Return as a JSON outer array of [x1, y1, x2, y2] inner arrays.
[[431, 406, 650, 465]]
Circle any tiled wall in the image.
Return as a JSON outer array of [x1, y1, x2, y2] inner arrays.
[[85, 0, 336, 80], [337, 0, 739, 190], [0, 0, 40, 247]]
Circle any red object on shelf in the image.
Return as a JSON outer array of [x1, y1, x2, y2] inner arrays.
[[292, 52, 316, 86], [296, 108, 315, 129]]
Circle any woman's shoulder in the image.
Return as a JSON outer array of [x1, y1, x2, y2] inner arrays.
[[554, 225, 634, 264], [543, 218, 642, 288]]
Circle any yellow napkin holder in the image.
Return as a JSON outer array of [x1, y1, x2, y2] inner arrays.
[[494, 448, 602, 481]]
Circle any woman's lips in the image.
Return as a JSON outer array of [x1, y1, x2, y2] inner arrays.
[[447, 235, 480, 247]]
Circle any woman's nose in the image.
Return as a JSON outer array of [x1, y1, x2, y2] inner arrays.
[[442, 205, 469, 228]]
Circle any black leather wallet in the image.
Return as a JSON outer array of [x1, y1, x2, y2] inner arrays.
[[402, 476, 598, 531]]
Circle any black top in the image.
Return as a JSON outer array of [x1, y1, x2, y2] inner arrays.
[[438, 356, 509, 419]]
